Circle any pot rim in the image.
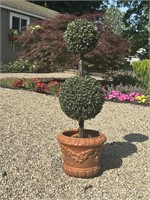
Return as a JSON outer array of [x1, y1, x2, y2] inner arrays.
[[57, 129, 106, 147]]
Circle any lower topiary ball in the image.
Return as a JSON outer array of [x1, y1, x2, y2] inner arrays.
[[59, 76, 105, 121]]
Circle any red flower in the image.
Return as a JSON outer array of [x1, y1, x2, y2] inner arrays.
[[35, 82, 46, 92], [32, 78, 41, 83], [12, 79, 24, 88]]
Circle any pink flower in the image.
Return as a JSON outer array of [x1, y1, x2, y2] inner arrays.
[[108, 94, 116, 99], [107, 90, 121, 99], [118, 94, 129, 101], [111, 90, 121, 96], [129, 96, 135, 102], [129, 92, 141, 97], [104, 89, 145, 104]]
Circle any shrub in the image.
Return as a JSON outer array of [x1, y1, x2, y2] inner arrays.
[[59, 76, 105, 137], [132, 59, 150, 91], [0, 78, 17, 88], [17, 14, 130, 72], [113, 73, 138, 86], [0, 59, 37, 73]]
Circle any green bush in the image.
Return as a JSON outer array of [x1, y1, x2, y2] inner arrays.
[[0, 59, 37, 73], [59, 76, 104, 124], [64, 19, 98, 54], [132, 59, 150, 91], [0, 78, 20, 88]]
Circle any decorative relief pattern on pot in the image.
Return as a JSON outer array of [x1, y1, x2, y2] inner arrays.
[[94, 148, 101, 165], [61, 145, 95, 163], [61, 146, 67, 161]]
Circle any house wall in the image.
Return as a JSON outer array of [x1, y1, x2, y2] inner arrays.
[[0, 8, 18, 64], [0, 8, 2, 64], [0, 8, 42, 64]]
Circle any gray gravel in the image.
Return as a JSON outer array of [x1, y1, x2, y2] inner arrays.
[[0, 73, 150, 200]]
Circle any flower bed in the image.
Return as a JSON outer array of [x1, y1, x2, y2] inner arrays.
[[105, 90, 149, 104], [0, 77, 149, 105], [0, 78, 61, 96]]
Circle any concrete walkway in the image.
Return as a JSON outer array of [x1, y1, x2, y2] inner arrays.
[[0, 71, 103, 80]]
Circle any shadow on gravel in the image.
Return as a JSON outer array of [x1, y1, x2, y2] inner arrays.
[[100, 141, 137, 173], [123, 133, 149, 143], [99, 133, 149, 175]]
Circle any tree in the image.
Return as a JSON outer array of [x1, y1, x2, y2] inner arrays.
[[16, 13, 130, 72], [117, 0, 149, 58], [104, 7, 125, 36], [27, 0, 108, 14]]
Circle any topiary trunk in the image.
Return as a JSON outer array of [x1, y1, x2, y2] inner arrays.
[[78, 54, 84, 137], [79, 119, 84, 138], [79, 54, 84, 77]]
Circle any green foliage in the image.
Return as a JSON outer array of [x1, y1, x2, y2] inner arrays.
[[28, 25, 42, 33], [59, 76, 105, 121], [28, 1, 106, 15], [22, 79, 36, 90], [0, 78, 61, 95], [117, 0, 149, 57], [0, 78, 16, 88], [64, 19, 98, 55], [132, 59, 150, 91], [113, 72, 139, 86], [0, 59, 36, 73], [17, 14, 130, 72], [104, 7, 125, 36], [106, 83, 147, 95]]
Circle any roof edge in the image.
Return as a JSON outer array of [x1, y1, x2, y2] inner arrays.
[[0, 4, 49, 19]]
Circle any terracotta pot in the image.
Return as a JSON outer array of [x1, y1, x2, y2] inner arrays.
[[57, 129, 106, 178]]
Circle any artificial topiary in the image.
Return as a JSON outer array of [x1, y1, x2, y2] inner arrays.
[[64, 19, 99, 76], [64, 19, 98, 54], [59, 76, 105, 138]]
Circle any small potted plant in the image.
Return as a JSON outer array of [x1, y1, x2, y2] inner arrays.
[[57, 19, 106, 178], [8, 29, 21, 49]]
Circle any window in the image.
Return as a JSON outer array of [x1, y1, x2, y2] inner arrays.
[[10, 12, 30, 30]]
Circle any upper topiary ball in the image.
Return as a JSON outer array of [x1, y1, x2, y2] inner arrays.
[[64, 19, 98, 54], [59, 76, 105, 121]]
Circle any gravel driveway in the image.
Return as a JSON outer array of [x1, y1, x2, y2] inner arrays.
[[0, 73, 150, 200]]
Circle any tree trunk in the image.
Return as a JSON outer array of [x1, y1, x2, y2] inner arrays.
[[78, 119, 84, 138]]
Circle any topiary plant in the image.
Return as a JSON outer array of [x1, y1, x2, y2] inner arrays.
[[64, 19, 98, 76], [59, 76, 105, 138]]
